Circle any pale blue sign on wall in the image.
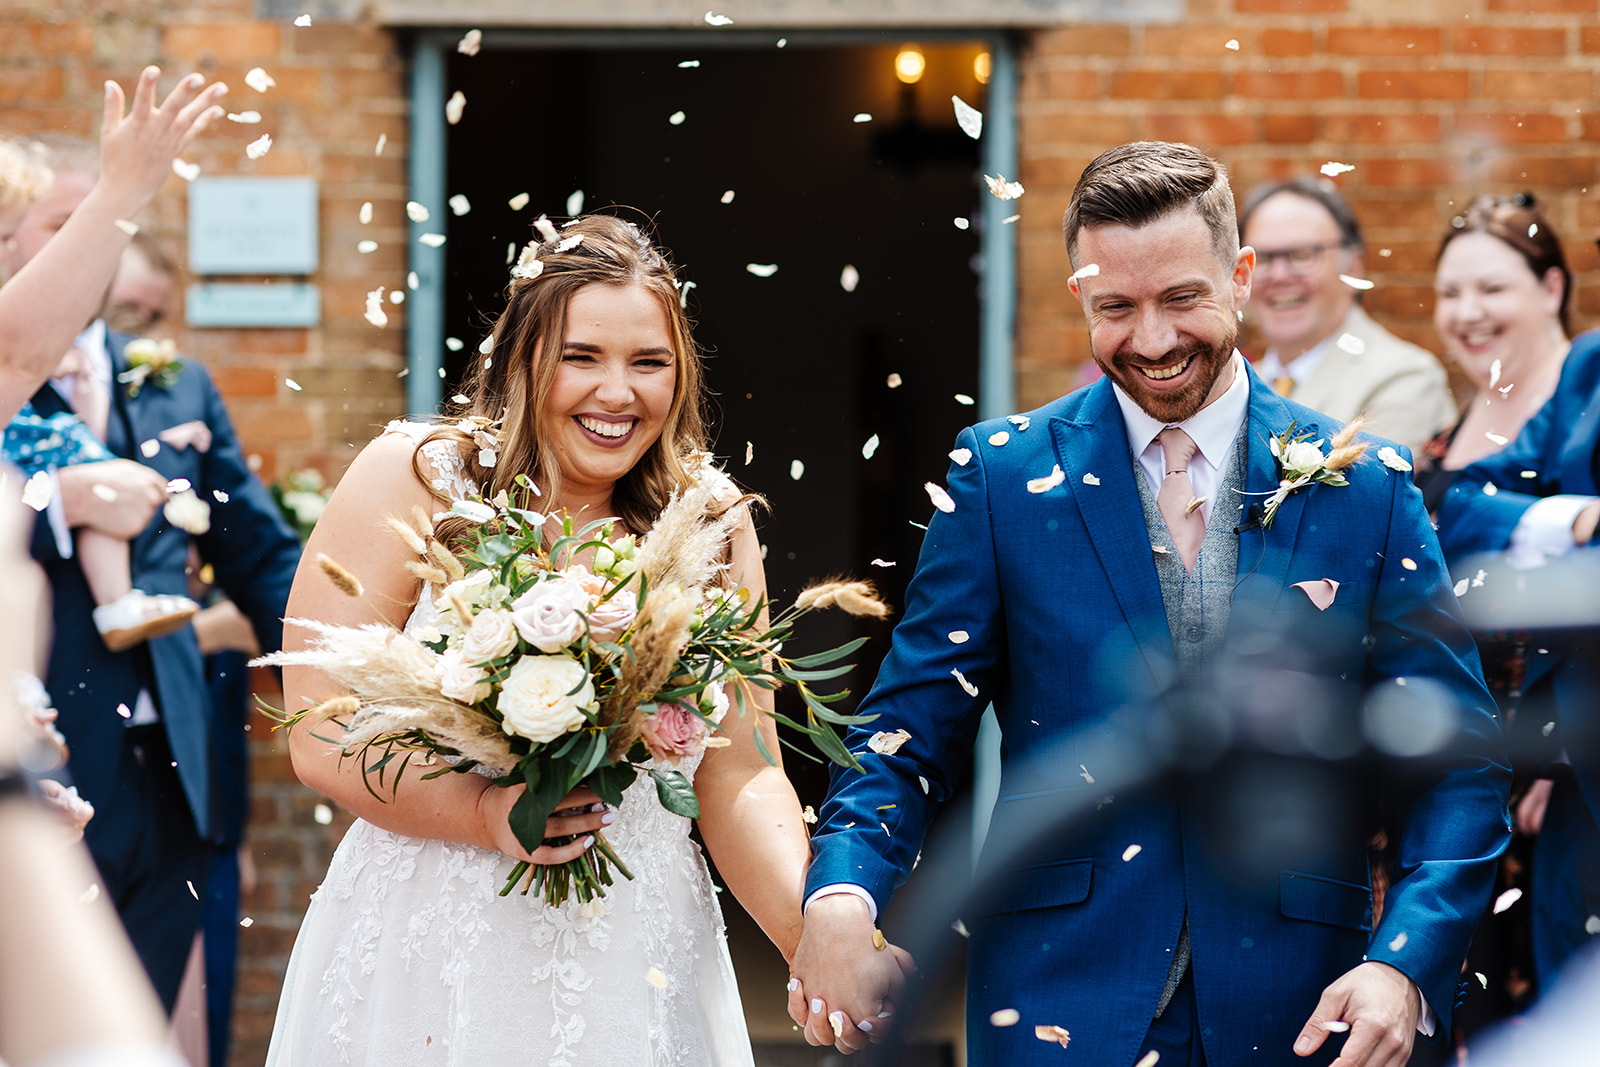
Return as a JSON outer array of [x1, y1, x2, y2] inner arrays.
[[188, 177, 319, 275], [186, 283, 321, 328]]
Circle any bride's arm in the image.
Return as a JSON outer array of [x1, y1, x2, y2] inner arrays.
[[694, 515, 809, 964], [284, 431, 605, 863]]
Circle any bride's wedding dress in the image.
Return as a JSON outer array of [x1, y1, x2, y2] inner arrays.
[[265, 423, 754, 1066]]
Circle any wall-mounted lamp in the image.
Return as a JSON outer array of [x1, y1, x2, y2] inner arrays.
[[895, 45, 926, 85], [974, 51, 992, 85]]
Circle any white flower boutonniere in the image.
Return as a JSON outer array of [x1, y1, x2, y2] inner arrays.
[[1261, 418, 1368, 527], [118, 338, 183, 398]]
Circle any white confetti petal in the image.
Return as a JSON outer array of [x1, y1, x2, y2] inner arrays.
[[171, 158, 200, 182], [294, 13, 311, 26], [212, 489, 230, 504], [1493, 887, 1523, 914], [457, 28, 482, 55], [1388, 931, 1408, 952], [508, 192, 530, 211], [919, 776, 930, 794], [139, 439, 160, 458], [678, 59, 700, 68], [187, 879, 199, 900], [1320, 161, 1355, 177], [92, 484, 118, 502], [949, 630, 970, 643], [1027, 464, 1065, 494], [1135, 1051, 1161, 1067], [113, 218, 139, 236], [953, 217, 970, 230], [1122, 844, 1142, 862], [245, 134, 273, 159], [1475, 971, 1489, 988], [1068, 262, 1100, 283], [925, 482, 955, 513], [949, 448, 972, 466], [406, 201, 430, 222], [79, 883, 100, 904], [479, 335, 495, 354], [790, 460, 805, 481], [245, 67, 276, 93], [990, 1009, 1020, 1027], [853, 113, 872, 124], [1454, 578, 1470, 597], [374, 132, 386, 156], [1008, 415, 1031, 431], [359, 201, 373, 224], [862, 434, 880, 459], [567, 189, 585, 216], [868, 729, 912, 755], [1401, 558, 1418, 571], [389, 290, 405, 305], [1474, 569, 1487, 587], [1488, 359, 1503, 390], [1339, 274, 1375, 291], [704, 10, 733, 25], [840, 264, 860, 292], [1323, 1020, 1351, 1033], [886, 373, 903, 388], [951, 668, 979, 697], [239, 915, 255, 927], [1336, 331, 1366, 354], [1083, 473, 1101, 486], [1079, 765, 1094, 783], [357, 240, 377, 253], [408, 271, 419, 290], [226, 110, 262, 124], [720, 189, 736, 204], [669, 110, 686, 125], [983, 173, 1024, 200], [20, 471, 51, 510], [419, 233, 447, 247], [285, 378, 302, 391], [988, 431, 1010, 447], [744, 441, 753, 465], [364, 287, 388, 328], [1483, 482, 1499, 496], [746, 262, 778, 277], [1586, 915, 1600, 935], [116, 702, 132, 718], [871, 558, 895, 568], [1485, 432, 1509, 447], [645, 966, 669, 988], [445, 91, 466, 125], [1225, 38, 1240, 50], [952, 95, 983, 138], [449, 194, 471, 216], [954, 394, 975, 406], [1377, 446, 1412, 472]]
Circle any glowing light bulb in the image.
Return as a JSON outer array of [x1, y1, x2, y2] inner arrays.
[[895, 46, 926, 85]]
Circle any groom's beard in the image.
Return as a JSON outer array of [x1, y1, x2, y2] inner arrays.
[[1093, 329, 1237, 425]]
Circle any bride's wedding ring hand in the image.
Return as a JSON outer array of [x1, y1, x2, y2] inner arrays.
[[787, 895, 913, 1054], [478, 784, 609, 864]]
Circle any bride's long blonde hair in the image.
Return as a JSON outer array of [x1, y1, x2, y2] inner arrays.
[[417, 215, 708, 542]]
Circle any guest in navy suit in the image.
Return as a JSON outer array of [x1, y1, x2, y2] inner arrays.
[[1439, 329, 1600, 995], [789, 142, 1511, 1067], [3, 144, 300, 1013]]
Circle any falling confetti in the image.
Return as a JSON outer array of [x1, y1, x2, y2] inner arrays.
[[790, 460, 805, 480], [746, 263, 778, 278], [1489, 359, 1503, 390], [948, 630, 969, 643], [449, 194, 471, 216], [457, 28, 482, 55], [113, 218, 140, 236], [245, 67, 276, 92], [445, 91, 467, 124], [79, 884, 100, 904], [955, 394, 975, 406], [925, 482, 955, 513], [951, 668, 979, 697], [953, 95, 983, 139], [357, 240, 377, 253], [953, 217, 970, 230], [862, 434, 880, 459], [508, 192, 530, 211], [1135, 1052, 1161, 1067], [92, 484, 118, 502], [1027, 465, 1065, 494], [294, 14, 311, 26], [390, 290, 405, 305], [480, 336, 495, 354], [1339, 274, 1375, 291], [1336, 332, 1366, 354], [408, 271, 420, 290], [20, 471, 51, 510], [1224, 38, 1240, 50], [744, 441, 753, 464], [872, 558, 895, 568], [1485, 432, 1509, 447], [1400, 558, 1417, 571], [1320, 161, 1355, 177], [988, 431, 1010, 447], [359, 201, 373, 224], [226, 110, 262, 124], [313, 803, 333, 825], [1454, 578, 1470, 597], [567, 189, 585, 216], [240, 916, 254, 927], [800, 805, 817, 824], [1378, 447, 1412, 472], [1493, 887, 1523, 914], [405, 200, 430, 223], [1122, 844, 1142, 862], [887, 373, 903, 388], [213, 489, 230, 503], [1323, 1021, 1351, 1033], [1293, 578, 1340, 611], [720, 189, 735, 204], [1388, 931, 1408, 952], [990, 1009, 1021, 1027], [949, 447, 972, 465], [983, 173, 1024, 200], [1483, 483, 1499, 496], [853, 113, 872, 123], [1035, 1025, 1071, 1048], [171, 159, 200, 182], [704, 10, 734, 25], [1476, 971, 1489, 988], [140, 439, 161, 458], [283, 378, 302, 392], [245, 134, 273, 159], [669, 110, 686, 125], [116, 702, 132, 718], [374, 132, 387, 156], [419, 233, 447, 247], [840, 265, 860, 292], [1008, 415, 1031, 431], [645, 966, 669, 988], [678, 59, 700, 68], [187, 879, 199, 900], [1083, 473, 1101, 486], [1586, 915, 1600, 935], [868, 729, 912, 755], [364, 288, 388, 327]]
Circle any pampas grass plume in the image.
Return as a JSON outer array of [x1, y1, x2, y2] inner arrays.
[[318, 553, 364, 598]]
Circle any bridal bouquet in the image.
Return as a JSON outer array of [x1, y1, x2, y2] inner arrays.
[[260, 455, 884, 906]]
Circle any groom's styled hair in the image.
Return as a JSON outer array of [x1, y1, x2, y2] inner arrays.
[[1063, 141, 1239, 271]]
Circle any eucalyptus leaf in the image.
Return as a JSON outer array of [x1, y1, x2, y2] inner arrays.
[[650, 767, 701, 818]]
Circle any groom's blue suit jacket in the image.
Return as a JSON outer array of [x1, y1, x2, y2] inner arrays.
[[807, 364, 1510, 1066]]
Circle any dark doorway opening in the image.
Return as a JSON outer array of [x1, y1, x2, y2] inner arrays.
[[440, 36, 988, 1054]]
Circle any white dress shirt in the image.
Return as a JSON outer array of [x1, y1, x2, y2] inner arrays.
[[1256, 324, 1337, 391]]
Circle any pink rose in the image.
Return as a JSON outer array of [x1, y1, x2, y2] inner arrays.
[[510, 575, 590, 652], [584, 589, 638, 643], [639, 702, 707, 764]]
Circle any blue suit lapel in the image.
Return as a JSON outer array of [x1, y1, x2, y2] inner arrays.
[[1050, 380, 1176, 677], [1558, 392, 1600, 494], [104, 332, 138, 460], [1233, 364, 1317, 617]]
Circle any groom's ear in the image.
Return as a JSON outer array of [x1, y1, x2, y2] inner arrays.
[[1232, 246, 1255, 307]]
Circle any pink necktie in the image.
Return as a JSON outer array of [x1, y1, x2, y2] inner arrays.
[[56, 347, 108, 442], [1157, 427, 1206, 574]]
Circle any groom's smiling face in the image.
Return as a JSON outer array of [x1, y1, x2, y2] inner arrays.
[[1070, 207, 1255, 424]]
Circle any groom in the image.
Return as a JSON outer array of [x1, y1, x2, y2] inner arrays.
[[789, 142, 1511, 1066]]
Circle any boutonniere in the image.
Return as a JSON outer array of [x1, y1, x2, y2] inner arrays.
[[1261, 418, 1368, 527], [118, 338, 183, 398]]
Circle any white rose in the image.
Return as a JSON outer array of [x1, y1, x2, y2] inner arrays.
[[584, 589, 638, 643], [1280, 440, 1326, 475], [462, 608, 518, 663], [438, 649, 492, 704], [163, 489, 211, 535], [497, 655, 595, 743], [509, 576, 590, 652], [434, 570, 494, 616], [700, 681, 731, 724]]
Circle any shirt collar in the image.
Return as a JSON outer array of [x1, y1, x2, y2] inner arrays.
[[1111, 351, 1250, 469], [1257, 306, 1355, 385], [73, 320, 111, 382]]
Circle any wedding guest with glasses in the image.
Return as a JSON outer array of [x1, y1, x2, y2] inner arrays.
[[1239, 177, 1456, 452], [105, 233, 176, 336]]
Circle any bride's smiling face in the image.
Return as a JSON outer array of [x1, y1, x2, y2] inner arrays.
[[541, 282, 679, 497]]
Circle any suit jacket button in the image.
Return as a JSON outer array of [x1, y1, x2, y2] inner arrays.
[[1185, 625, 1202, 642]]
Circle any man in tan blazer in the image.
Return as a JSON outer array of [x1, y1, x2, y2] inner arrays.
[[1240, 178, 1456, 453]]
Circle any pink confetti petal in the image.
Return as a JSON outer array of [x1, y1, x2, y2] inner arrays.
[[1292, 578, 1340, 611]]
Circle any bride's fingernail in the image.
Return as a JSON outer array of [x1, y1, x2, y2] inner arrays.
[[787, 978, 800, 992], [601, 811, 617, 825], [581, 835, 595, 848], [859, 1019, 874, 1032], [589, 802, 607, 813], [810, 997, 823, 1015]]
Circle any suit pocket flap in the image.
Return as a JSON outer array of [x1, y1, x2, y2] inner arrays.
[[1280, 870, 1373, 932], [977, 858, 1093, 916]]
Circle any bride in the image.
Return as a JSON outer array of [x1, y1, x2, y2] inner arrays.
[[266, 216, 809, 1065]]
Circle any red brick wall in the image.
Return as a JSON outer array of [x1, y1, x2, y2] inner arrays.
[[1016, 0, 1600, 409]]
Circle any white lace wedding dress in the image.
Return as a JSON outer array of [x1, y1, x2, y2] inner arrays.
[[265, 423, 755, 1066]]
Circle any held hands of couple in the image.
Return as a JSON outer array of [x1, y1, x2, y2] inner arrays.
[[1294, 960, 1420, 1067], [475, 783, 612, 866], [786, 894, 914, 1054]]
